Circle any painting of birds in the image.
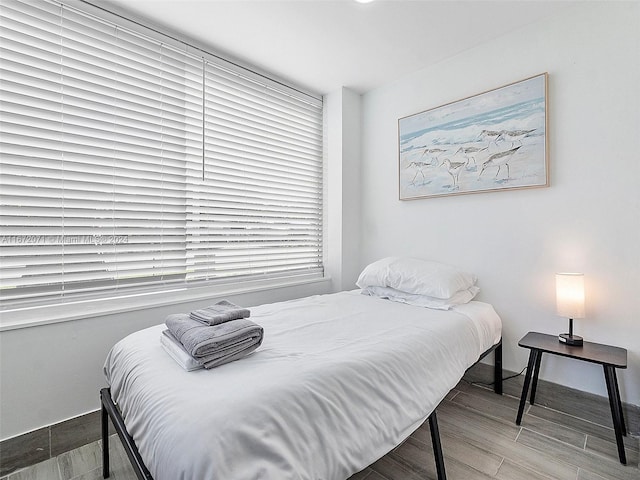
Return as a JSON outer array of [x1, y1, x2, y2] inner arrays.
[[397, 73, 547, 199]]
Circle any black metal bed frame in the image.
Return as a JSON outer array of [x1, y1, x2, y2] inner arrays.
[[100, 338, 503, 480]]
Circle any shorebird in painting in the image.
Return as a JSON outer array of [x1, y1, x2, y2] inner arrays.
[[441, 158, 467, 189], [497, 129, 536, 148], [478, 145, 522, 180], [406, 147, 448, 184], [477, 129, 502, 142], [477, 130, 506, 154], [420, 147, 447, 161], [406, 160, 433, 185], [454, 146, 487, 169]]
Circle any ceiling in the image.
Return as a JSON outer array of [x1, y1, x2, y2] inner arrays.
[[98, 0, 576, 96]]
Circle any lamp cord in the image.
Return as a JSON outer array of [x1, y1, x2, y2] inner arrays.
[[467, 365, 528, 388]]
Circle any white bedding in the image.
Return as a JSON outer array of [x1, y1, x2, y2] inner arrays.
[[104, 290, 501, 480]]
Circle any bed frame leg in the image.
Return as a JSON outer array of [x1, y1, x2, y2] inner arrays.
[[494, 339, 503, 395], [100, 387, 154, 480], [428, 411, 447, 480], [101, 389, 110, 479]]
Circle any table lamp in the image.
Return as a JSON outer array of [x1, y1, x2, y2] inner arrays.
[[556, 273, 585, 346]]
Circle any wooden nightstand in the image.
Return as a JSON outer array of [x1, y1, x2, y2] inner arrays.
[[515, 331, 628, 464]]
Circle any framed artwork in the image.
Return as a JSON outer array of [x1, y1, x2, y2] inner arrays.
[[398, 73, 548, 200]]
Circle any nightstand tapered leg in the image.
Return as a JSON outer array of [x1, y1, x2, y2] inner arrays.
[[610, 368, 626, 436], [603, 365, 626, 464], [529, 352, 543, 405], [516, 349, 539, 425]]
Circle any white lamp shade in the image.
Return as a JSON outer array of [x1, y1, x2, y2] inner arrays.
[[555, 273, 585, 319]]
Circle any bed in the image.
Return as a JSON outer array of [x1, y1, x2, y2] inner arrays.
[[101, 259, 503, 480]]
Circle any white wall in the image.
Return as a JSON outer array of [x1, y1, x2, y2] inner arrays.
[[359, 2, 640, 406], [325, 87, 363, 292]]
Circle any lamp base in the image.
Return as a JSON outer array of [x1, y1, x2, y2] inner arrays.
[[559, 333, 583, 346]]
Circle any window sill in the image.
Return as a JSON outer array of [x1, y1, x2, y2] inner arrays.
[[0, 275, 331, 331]]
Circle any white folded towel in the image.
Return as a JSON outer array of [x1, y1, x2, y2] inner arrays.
[[160, 329, 203, 372]]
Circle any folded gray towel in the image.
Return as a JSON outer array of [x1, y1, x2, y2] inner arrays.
[[165, 313, 263, 369], [190, 300, 251, 325]]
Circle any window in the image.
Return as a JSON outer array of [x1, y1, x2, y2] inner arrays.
[[0, 0, 323, 307]]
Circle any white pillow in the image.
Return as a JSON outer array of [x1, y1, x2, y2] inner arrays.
[[361, 285, 480, 310], [356, 257, 477, 299]]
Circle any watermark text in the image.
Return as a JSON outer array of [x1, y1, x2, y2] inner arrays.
[[1, 235, 129, 245]]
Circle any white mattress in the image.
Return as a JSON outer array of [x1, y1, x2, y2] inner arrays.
[[104, 290, 501, 480]]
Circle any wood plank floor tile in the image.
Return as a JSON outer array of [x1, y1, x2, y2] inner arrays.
[[410, 424, 503, 476], [466, 363, 640, 435], [438, 403, 520, 442], [577, 469, 611, 480], [390, 435, 496, 480], [444, 390, 459, 402], [99, 435, 137, 480], [517, 428, 638, 480], [530, 386, 619, 431], [430, 456, 497, 480], [585, 435, 639, 467], [518, 378, 620, 432], [497, 441, 578, 480], [437, 401, 521, 441], [436, 406, 578, 480], [362, 472, 387, 480], [388, 436, 438, 477], [519, 415, 587, 449], [57, 441, 101, 480], [442, 458, 497, 480], [528, 404, 640, 450], [0, 458, 60, 480], [494, 458, 555, 480], [449, 390, 519, 424], [369, 454, 428, 480], [402, 416, 564, 480], [67, 467, 103, 480], [435, 414, 522, 456], [454, 382, 522, 411]]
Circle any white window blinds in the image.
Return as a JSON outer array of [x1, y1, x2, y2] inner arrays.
[[186, 63, 323, 280], [0, 0, 323, 305]]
